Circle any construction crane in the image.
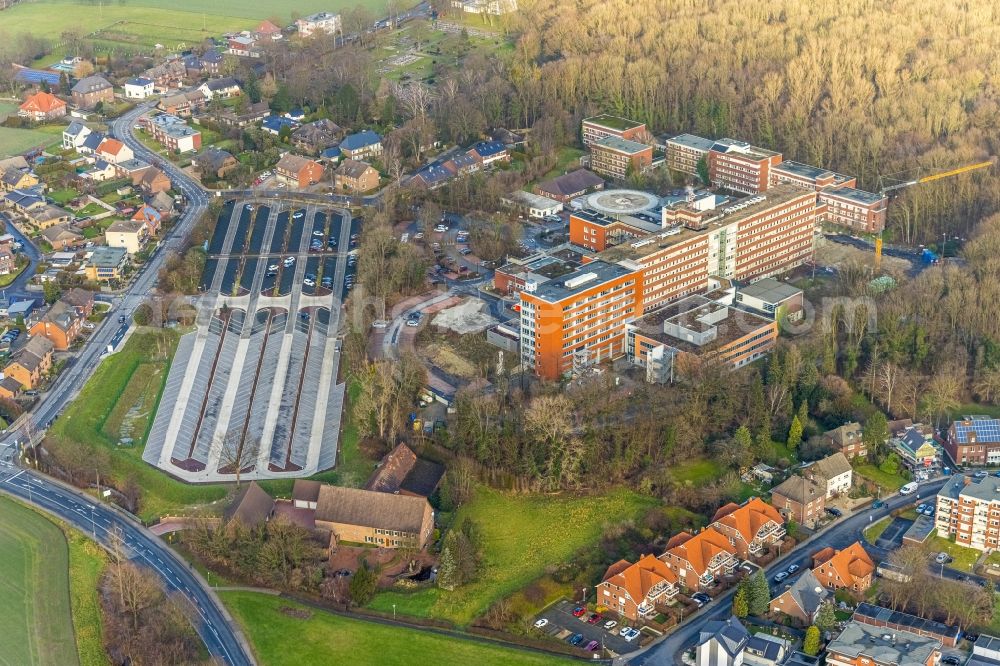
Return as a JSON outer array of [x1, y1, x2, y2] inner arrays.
[[874, 159, 994, 269]]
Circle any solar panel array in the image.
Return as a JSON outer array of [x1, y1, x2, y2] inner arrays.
[[954, 418, 1000, 443]]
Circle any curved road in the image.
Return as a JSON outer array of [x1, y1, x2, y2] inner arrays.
[[624, 477, 948, 665], [0, 103, 253, 665]]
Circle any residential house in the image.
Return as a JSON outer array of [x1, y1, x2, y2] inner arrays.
[[82, 159, 117, 182], [62, 121, 92, 151], [597, 554, 679, 622], [409, 162, 456, 189], [742, 635, 793, 666], [142, 58, 188, 91], [207, 101, 270, 128], [30, 300, 83, 350], [136, 167, 171, 194], [275, 154, 324, 189], [226, 34, 259, 58], [769, 568, 829, 624], [40, 224, 84, 251], [827, 620, 941, 666], [191, 146, 239, 178], [333, 159, 379, 192], [144, 114, 201, 153], [852, 602, 960, 648], [291, 119, 342, 155], [489, 127, 526, 150], [0, 167, 38, 192], [662, 528, 738, 590], [60, 288, 95, 318], [534, 169, 605, 203], [292, 480, 321, 510], [25, 205, 73, 230], [451, 0, 518, 15], [945, 416, 1000, 466], [223, 481, 274, 528], [3, 335, 54, 390], [313, 485, 435, 549], [2, 189, 45, 213], [893, 424, 938, 468], [770, 475, 826, 526], [84, 246, 129, 282], [95, 138, 134, 165], [148, 190, 175, 215], [198, 77, 241, 100], [823, 422, 867, 460], [469, 140, 510, 167], [18, 91, 67, 121], [811, 542, 874, 594], [709, 497, 786, 560], [78, 131, 104, 155], [105, 219, 148, 254], [0, 248, 14, 275], [441, 152, 480, 177], [71, 75, 114, 109], [0, 376, 22, 400], [320, 146, 342, 164], [113, 159, 151, 181], [0, 157, 29, 173], [123, 77, 155, 99], [157, 90, 207, 117], [261, 115, 298, 135], [696, 616, 750, 666], [339, 130, 382, 160], [295, 12, 342, 37], [131, 205, 162, 236], [364, 443, 445, 498], [255, 20, 283, 40], [807, 452, 854, 498]]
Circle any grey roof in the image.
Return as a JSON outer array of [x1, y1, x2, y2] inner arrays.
[[292, 479, 322, 503], [335, 158, 374, 180], [773, 160, 844, 182], [81, 132, 104, 151], [854, 603, 960, 642], [125, 77, 153, 86], [823, 186, 886, 206], [530, 260, 634, 303], [697, 615, 749, 657], [738, 277, 802, 304], [745, 634, 787, 661], [828, 621, 939, 666], [781, 569, 828, 618], [667, 133, 714, 152], [205, 77, 239, 91], [536, 169, 605, 197], [71, 75, 112, 94], [771, 474, 824, 505], [594, 134, 649, 155], [223, 482, 274, 526], [194, 147, 236, 171], [64, 121, 88, 138], [89, 246, 127, 268], [939, 474, 1000, 502], [810, 452, 852, 481], [315, 485, 430, 534], [976, 634, 1000, 653]]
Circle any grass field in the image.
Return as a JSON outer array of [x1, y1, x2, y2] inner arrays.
[[64, 526, 109, 666], [368, 487, 658, 626], [101, 362, 165, 442], [0, 496, 79, 665], [0, 101, 19, 122], [47, 329, 229, 521], [0, 126, 63, 158], [855, 465, 907, 492], [863, 516, 890, 543], [222, 591, 576, 666], [668, 458, 725, 485]]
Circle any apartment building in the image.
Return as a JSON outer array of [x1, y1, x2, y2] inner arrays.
[[770, 160, 855, 191], [708, 139, 783, 195], [142, 114, 202, 153], [518, 261, 641, 380], [811, 542, 874, 593], [597, 554, 679, 622], [662, 528, 738, 590], [665, 133, 714, 177], [808, 452, 854, 498], [826, 621, 939, 666], [493, 251, 583, 296], [934, 474, 1000, 551], [819, 186, 888, 234], [590, 136, 653, 180], [624, 294, 777, 381], [581, 114, 647, 147], [295, 12, 341, 37], [709, 498, 785, 560], [944, 417, 1000, 465]]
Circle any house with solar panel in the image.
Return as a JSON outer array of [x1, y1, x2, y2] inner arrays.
[[945, 416, 1000, 466]]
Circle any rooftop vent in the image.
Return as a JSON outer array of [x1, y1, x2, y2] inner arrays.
[[564, 272, 598, 289]]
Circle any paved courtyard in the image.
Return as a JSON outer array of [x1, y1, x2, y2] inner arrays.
[[143, 199, 356, 482]]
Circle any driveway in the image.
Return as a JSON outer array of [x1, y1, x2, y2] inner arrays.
[[535, 599, 638, 656], [874, 517, 913, 551]]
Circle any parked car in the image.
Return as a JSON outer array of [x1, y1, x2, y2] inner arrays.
[[774, 571, 789, 583], [786, 564, 800, 575], [691, 592, 711, 606], [935, 552, 951, 564], [405, 319, 419, 327], [568, 633, 584, 646], [293, 211, 304, 219], [459, 247, 472, 255], [974, 471, 989, 479], [571, 607, 585, 617], [622, 627, 640, 642], [873, 500, 886, 509], [603, 620, 617, 631], [618, 625, 632, 636], [584, 640, 599, 652], [826, 507, 843, 517], [533, 618, 548, 629], [942, 656, 961, 665], [587, 613, 602, 625]]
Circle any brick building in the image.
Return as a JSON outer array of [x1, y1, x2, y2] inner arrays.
[[534, 169, 604, 203], [661, 528, 738, 590], [708, 498, 785, 561], [708, 139, 783, 195], [770, 474, 825, 526], [826, 621, 940, 666], [590, 135, 653, 180], [823, 422, 867, 460], [810, 542, 874, 593], [665, 133, 714, 177], [581, 114, 646, 147], [18, 91, 66, 121], [313, 485, 434, 549], [275, 154, 325, 189], [819, 186, 888, 234], [71, 75, 114, 110], [597, 554, 678, 622], [333, 159, 379, 192]]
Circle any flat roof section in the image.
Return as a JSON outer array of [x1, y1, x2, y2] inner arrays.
[[823, 186, 887, 205], [666, 133, 714, 152], [594, 135, 651, 155], [628, 294, 773, 351], [739, 277, 802, 304], [583, 114, 644, 132], [710, 137, 781, 159], [527, 260, 635, 304], [585, 189, 661, 215], [774, 160, 851, 184]]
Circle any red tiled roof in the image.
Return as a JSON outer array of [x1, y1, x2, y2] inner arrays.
[[711, 497, 784, 544], [666, 527, 736, 575], [97, 137, 126, 156], [20, 91, 66, 114], [602, 554, 677, 604], [816, 541, 874, 586]]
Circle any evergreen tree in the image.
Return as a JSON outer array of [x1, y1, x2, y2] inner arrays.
[[815, 602, 836, 631], [803, 625, 821, 656], [348, 558, 379, 605], [748, 374, 769, 440], [797, 399, 809, 429], [59, 72, 71, 96], [787, 415, 803, 452], [863, 411, 889, 462], [732, 582, 749, 618], [437, 540, 458, 591], [734, 425, 753, 451], [40, 80, 50, 93], [747, 570, 770, 616]]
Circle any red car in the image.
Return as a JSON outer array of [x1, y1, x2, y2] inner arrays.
[[571, 607, 586, 617], [587, 613, 602, 625]]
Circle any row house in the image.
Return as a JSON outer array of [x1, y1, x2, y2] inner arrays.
[[597, 554, 679, 622], [709, 497, 785, 560], [810, 542, 874, 594], [661, 528, 738, 590]]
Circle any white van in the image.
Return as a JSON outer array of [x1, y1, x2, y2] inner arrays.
[[899, 482, 918, 495]]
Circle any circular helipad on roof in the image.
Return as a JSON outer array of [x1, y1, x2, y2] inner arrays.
[[585, 189, 661, 215]]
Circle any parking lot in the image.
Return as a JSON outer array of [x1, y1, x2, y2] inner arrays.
[[533, 599, 641, 655], [143, 200, 352, 482], [875, 516, 913, 551]]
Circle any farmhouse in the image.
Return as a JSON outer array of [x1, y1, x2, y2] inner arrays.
[[314, 485, 435, 549], [18, 91, 66, 121]]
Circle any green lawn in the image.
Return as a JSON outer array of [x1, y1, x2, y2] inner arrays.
[[47, 329, 229, 521], [0, 126, 63, 157], [668, 458, 726, 485], [927, 535, 980, 573], [539, 147, 586, 181], [0, 496, 80, 666], [63, 526, 109, 666], [222, 591, 576, 666], [0, 101, 18, 122], [50, 188, 81, 206], [368, 486, 658, 626], [855, 464, 907, 492], [863, 516, 891, 544]]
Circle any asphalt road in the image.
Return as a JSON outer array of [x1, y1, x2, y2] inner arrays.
[[0, 210, 42, 301], [624, 476, 949, 666], [0, 464, 252, 665]]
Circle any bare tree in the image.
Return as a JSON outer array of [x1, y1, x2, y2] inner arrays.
[[217, 430, 260, 487]]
